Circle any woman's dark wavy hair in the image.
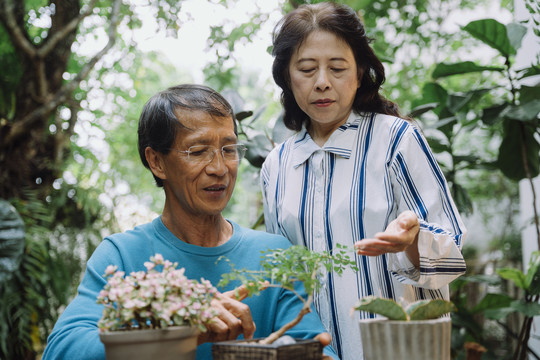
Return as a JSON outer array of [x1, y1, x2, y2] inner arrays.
[[137, 84, 237, 187], [272, 2, 405, 131]]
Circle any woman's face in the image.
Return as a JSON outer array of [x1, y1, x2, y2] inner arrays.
[[288, 30, 360, 137]]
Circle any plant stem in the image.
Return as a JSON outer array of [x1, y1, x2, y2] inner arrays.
[[258, 297, 312, 345]]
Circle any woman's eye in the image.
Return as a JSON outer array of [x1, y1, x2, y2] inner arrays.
[[332, 68, 345, 73], [300, 69, 315, 73]]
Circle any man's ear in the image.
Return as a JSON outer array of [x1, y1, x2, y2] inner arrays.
[[145, 147, 167, 181]]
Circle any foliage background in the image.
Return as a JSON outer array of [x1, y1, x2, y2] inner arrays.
[[0, 0, 538, 359]]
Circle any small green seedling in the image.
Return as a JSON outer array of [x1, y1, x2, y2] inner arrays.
[[353, 295, 457, 321]]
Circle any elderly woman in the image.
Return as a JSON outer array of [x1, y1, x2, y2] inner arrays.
[[261, 3, 467, 360]]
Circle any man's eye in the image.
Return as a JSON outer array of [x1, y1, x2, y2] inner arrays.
[[190, 149, 208, 156]]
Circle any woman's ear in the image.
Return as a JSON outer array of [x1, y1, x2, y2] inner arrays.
[[145, 147, 167, 182], [357, 67, 364, 89]]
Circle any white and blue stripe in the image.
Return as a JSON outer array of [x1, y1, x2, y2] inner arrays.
[[261, 112, 467, 360]]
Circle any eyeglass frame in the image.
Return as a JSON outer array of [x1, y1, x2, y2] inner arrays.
[[169, 143, 247, 165]]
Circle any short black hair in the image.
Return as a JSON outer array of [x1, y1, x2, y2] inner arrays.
[[137, 84, 237, 187]]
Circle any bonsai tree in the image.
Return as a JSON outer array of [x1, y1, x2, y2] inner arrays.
[[218, 244, 358, 344], [353, 295, 457, 321]]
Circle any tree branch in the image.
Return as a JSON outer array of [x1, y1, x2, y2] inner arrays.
[[37, 0, 99, 59], [3, 0, 123, 147], [1, 0, 37, 58]]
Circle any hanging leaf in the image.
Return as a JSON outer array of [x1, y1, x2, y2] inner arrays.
[[463, 19, 516, 57], [432, 61, 504, 78], [482, 103, 508, 126], [244, 133, 273, 168], [520, 85, 540, 104], [525, 251, 540, 295], [472, 293, 513, 313], [408, 102, 439, 118], [506, 23, 528, 53], [497, 119, 540, 180], [510, 300, 540, 317], [497, 266, 527, 290], [503, 100, 540, 122], [0, 199, 25, 284]]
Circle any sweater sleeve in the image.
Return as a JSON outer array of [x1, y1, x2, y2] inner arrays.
[[42, 240, 121, 360], [386, 126, 467, 289]]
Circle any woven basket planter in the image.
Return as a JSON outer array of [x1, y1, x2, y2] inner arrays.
[[99, 326, 199, 360], [212, 338, 323, 360], [359, 317, 452, 360]]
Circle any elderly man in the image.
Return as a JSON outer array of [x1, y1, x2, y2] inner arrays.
[[42, 84, 336, 360]]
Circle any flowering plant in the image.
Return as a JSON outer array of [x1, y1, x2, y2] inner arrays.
[[97, 254, 217, 332]]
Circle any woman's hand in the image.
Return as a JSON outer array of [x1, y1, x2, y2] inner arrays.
[[354, 210, 420, 266]]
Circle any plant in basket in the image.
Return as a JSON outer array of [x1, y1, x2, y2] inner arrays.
[[96, 254, 218, 360], [213, 244, 358, 360]]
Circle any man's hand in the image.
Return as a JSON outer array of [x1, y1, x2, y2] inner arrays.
[[354, 210, 420, 266], [197, 284, 256, 345]]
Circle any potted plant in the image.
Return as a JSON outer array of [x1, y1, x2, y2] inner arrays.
[[97, 254, 218, 360], [212, 244, 357, 360], [353, 295, 457, 360]]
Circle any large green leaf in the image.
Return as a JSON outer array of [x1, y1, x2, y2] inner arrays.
[[0, 199, 25, 284], [472, 293, 513, 313], [503, 100, 540, 122], [526, 251, 540, 295], [463, 19, 516, 57], [497, 266, 527, 289], [353, 296, 408, 320], [497, 119, 540, 181], [432, 61, 504, 78], [510, 300, 540, 317], [506, 23, 528, 53]]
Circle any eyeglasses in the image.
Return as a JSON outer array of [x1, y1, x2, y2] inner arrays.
[[171, 144, 247, 165]]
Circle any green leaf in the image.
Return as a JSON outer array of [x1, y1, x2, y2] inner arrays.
[[0, 200, 25, 284], [520, 85, 540, 104], [472, 293, 513, 313], [497, 119, 540, 181], [506, 23, 528, 52], [407, 299, 457, 320], [353, 296, 408, 320], [484, 307, 515, 320], [432, 61, 504, 78], [503, 100, 540, 122], [244, 133, 273, 168], [463, 19, 516, 57], [526, 251, 540, 294], [510, 300, 540, 317], [497, 267, 527, 289], [482, 103, 508, 126], [408, 102, 439, 118]]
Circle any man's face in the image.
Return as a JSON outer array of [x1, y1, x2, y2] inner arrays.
[[160, 110, 239, 219]]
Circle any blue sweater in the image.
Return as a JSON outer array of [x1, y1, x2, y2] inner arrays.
[[43, 217, 338, 359]]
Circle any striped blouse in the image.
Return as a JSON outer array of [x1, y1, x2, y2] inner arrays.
[[260, 112, 467, 360]]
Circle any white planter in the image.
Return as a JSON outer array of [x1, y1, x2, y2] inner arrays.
[[99, 326, 199, 360], [359, 317, 451, 360]]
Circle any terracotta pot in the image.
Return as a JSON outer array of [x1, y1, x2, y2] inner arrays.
[[359, 317, 452, 360], [212, 338, 323, 360], [99, 326, 199, 360]]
